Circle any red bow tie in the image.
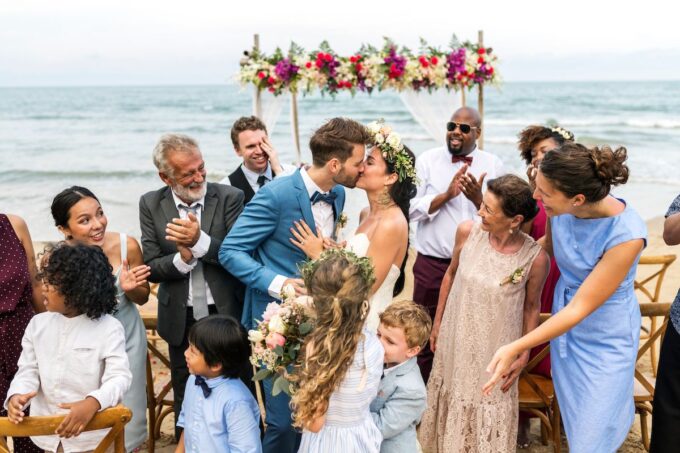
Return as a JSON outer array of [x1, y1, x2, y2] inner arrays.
[[452, 155, 473, 165]]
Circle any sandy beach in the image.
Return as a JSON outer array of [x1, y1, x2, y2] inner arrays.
[[25, 215, 679, 452]]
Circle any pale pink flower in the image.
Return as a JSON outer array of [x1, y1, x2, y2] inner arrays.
[[262, 302, 281, 323], [265, 332, 286, 350]]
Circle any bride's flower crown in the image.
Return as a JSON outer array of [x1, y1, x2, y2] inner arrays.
[[366, 120, 417, 183]]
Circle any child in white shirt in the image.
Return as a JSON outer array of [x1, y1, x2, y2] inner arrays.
[[4, 243, 132, 453]]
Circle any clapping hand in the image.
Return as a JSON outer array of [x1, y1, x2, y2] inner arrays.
[[289, 220, 324, 260], [446, 165, 468, 200], [526, 164, 538, 191], [166, 212, 201, 247], [56, 397, 101, 438], [7, 391, 37, 424], [119, 259, 150, 293], [458, 171, 487, 209]]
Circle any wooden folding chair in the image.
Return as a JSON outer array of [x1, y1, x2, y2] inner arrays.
[[635, 254, 676, 375], [0, 405, 131, 453], [636, 302, 671, 451], [142, 312, 173, 453], [518, 313, 561, 453]]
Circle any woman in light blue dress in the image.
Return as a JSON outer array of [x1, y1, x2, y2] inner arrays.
[[484, 143, 646, 452], [51, 186, 150, 451]]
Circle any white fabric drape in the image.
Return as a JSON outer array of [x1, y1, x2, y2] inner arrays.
[[255, 89, 285, 134], [399, 89, 464, 142]]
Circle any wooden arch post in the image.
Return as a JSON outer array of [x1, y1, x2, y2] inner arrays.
[[252, 34, 262, 119], [477, 30, 485, 150]]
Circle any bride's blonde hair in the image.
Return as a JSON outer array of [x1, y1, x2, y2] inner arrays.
[[291, 251, 374, 429]]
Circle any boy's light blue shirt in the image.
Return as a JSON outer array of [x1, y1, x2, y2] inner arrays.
[[177, 375, 262, 453], [370, 356, 427, 453]]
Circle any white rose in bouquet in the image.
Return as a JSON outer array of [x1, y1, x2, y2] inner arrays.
[[268, 314, 286, 335], [281, 283, 296, 301], [248, 329, 264, 343]]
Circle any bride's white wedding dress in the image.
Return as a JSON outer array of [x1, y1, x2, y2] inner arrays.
[[345, 232, 400, 332]]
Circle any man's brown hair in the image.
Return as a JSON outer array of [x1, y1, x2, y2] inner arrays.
[[230, 116, 267, 148], [309, 117, 372, 166], [379, 300, 432, 349]]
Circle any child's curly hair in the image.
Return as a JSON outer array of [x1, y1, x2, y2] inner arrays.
[[291, 250, 374, 429], [517, 125, 575, 165], [38, 243, 117, 319]]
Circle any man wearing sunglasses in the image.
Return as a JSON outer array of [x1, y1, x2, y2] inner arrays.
[[409, 106, 504, 383]]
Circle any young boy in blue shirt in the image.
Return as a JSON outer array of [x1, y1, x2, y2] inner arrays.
[[176, 315, 261, 453], [371, 300, 432, 453]]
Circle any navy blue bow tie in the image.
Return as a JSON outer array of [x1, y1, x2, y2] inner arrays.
[[195, 375, 212, 398], [310, 191, 337, 205]]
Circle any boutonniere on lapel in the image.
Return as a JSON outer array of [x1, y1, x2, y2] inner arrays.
[[499, 266, 526, 286], [334, 212, 348, 240]]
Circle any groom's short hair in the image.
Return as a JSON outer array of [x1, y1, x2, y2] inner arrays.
[[309, 118, 371, 166]]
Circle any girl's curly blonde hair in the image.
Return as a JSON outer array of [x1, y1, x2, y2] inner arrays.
[[290, 252, 373, 429]]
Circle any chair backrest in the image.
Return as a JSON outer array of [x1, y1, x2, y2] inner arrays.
[[518, 313, 552, 406], [635, 255, 676, 303], [636, 302, 671, 398], [0, 405, 131, 453]]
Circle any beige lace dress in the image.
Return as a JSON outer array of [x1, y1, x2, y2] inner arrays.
[[419, 222, 542, 453]]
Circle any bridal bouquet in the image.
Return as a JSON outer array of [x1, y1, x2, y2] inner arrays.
[[249, 285, 316, 396]]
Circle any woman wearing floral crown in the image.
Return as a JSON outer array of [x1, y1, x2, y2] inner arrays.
[[291, 120, 417, 332], [419, 175, 549, 453]]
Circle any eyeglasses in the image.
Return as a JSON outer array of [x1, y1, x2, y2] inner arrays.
[[446, 122, 478, 134]]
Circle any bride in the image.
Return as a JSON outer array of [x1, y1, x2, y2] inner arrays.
[[290, 120, 417, 331]]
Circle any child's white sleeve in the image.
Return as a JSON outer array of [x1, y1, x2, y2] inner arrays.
[[86, 320, 132, 410], [3, 318, 40, 410]]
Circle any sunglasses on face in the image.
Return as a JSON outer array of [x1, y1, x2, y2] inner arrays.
[[446, 122, 478, 134]]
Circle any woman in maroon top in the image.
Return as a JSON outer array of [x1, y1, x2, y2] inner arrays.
[[0, 213, 44, 452], [516, 125, 574, 447]]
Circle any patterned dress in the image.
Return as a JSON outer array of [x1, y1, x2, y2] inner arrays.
[[419, 223, 542, 453], [0, 214, 41, 452], [298, 331, 384, 452]]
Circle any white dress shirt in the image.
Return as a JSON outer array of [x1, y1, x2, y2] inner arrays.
[[4, 312, 132, 453], [410, 146, 504, 259], [267, 168, 335, 298], [219, 162, 296, 192], [170, 192, 216, 307]]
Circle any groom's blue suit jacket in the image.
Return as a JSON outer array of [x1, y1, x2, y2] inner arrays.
[[219, 169, 345, 328]]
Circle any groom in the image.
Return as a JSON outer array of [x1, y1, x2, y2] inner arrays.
[[219, 117, 370, 453]]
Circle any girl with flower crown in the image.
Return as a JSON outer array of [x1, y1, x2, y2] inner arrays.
[[419, 175, 549, 453], [290, 120, 417, 332], [291, 249, 383, 452]]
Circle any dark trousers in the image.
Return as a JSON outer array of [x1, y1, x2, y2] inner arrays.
[[261, 375, 301, 453], [168, 305, 218, 440], [651, 322, 680, 452], [412, 252, 451, 383]]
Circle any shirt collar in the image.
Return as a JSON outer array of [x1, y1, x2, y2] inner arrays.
[[241, 162, 272, 185], [383, 357, 412, 376], [300, 167, 325, 198], [198, 375, 228, 388], [171, 191, 205, 210]]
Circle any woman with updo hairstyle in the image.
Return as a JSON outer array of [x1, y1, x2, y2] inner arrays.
[[292, 249, 383, 452], [50, 186, 150, 451], [484, 144, 647, 452], [419, 175, 549, 452], [516, 124, 574, 446]]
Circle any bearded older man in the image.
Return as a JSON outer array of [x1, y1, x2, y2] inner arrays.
[[139, 133, 245, 439]]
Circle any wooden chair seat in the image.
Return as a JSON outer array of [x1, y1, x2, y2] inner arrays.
[[634, 373, 656, 402], [518, 373, 555, 407]]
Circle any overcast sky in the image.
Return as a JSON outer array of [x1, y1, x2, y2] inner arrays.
[[2, 0, 679, 86]]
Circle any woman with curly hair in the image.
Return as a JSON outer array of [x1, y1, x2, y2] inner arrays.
[[515, 124, 574, 446], [292, 250, 383, 452], [5, 243, 132, 453], [51, 186, 150, 451]]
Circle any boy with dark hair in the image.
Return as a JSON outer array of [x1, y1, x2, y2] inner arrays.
[[176, 315, 261, 453]]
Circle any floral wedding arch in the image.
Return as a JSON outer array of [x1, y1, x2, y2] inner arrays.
[[237, 32, 499, 162]]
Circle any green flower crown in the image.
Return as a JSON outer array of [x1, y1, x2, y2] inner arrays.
[[366, 120, 417, 183], [299, 248, 375, 289]]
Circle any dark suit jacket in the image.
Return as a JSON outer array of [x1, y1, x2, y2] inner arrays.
[[139, 182, 245, 346]]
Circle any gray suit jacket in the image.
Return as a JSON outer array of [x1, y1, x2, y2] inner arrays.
[[370, 357, 427, 453], [139, 182, 245, 346]]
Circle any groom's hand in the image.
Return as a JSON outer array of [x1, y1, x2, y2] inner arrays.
[[282, 278, 306, 296]]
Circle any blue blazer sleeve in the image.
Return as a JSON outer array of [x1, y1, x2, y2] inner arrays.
[[219, 185, 280, 294]]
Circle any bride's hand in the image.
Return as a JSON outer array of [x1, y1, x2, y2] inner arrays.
[[289, 220, 324, 260], [322, 238, 346, 250]]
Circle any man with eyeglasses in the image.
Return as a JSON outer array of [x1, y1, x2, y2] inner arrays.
[[409, 106, 504, 383], [139, 133, 245, 441]]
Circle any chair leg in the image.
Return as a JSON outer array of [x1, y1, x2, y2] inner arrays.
[[146, 353, 156, 453], [651, 316, 658, 377], [540, 420, 548, 445], [640, 410, 650, 451], [552, 399, 561, 453]]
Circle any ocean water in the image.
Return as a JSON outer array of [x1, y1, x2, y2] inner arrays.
[[1, 81, 679, 241]]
